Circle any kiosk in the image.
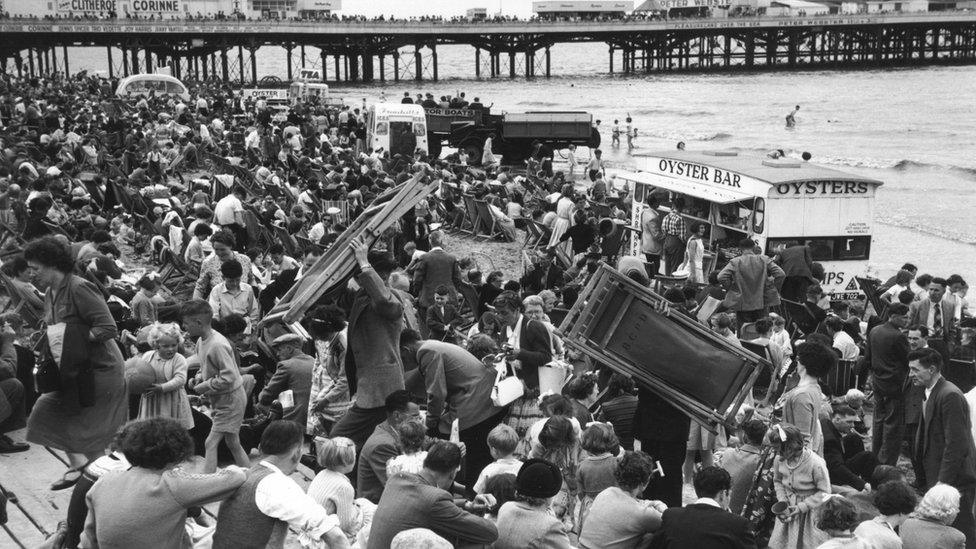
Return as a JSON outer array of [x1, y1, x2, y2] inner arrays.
[[614, 150, 883, 299]]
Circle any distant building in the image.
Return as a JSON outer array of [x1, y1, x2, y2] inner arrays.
[[1, 0, 342, 19], [767, 0, 830, 14], [532, 1, 634, 20]]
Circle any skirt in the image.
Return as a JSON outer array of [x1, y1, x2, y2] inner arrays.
[[209, 386, 247, 434], [27, 363, 128, 454], [505, 395, 545, 458], [138, 388, 195, 430], [768, 506, 829, 549]]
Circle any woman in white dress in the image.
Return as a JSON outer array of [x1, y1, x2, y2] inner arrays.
[[547, 184, 576, 251], [683, 222, 706, 284]]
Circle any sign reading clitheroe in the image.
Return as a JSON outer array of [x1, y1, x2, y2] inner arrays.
[[57, 0, 182, 13]]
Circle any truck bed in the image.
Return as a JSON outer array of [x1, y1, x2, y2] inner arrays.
[[502, 112, 593, 140]]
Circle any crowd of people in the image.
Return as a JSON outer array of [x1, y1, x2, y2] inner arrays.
[[1, 65, 976, 549]]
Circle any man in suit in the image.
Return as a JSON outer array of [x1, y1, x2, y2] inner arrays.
[[400, 330, 506, 489], [862, 302, 911, 466], [492, 291, 552, 391], [718, 238, 786, 324], [424, 285, 461, 342], [909, 347, 976, 546], [650, 466, 757, 549], [415, 230, 461, 311], [257, 333, 313, 430], [357, 390, 421, 503], [775, 243, 815, 303], [330, 239, 405, 451], [820, 404, 876, 491], [909, 277, 957, 360], [368, 441, 498, 549]]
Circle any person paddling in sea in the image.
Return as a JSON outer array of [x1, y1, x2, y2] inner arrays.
[[786, 105, 800, 128]]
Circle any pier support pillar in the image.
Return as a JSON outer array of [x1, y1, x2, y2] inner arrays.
[[62, 45, 69, 76], [320, 48, 328, 81], [745, 34, 755, 67], [431, 44, 438, 81], [378, 55, 385, 82], [107, 47, 114, 78], [414, 45, 422, 81], [131, 48, 138, 75], [349, 54, 361, 82], [508, 51, 515, 78], [286, 44, 293, 81], [787, 31, 798, 67], [122, 48, 129, 76], [202, 54, 209, 80], [475, 48, 481, 78], [526, 48, 533, 77], [28, 48, 35, 77], [14, 52, 23, 78], [221, 48, 229, 81], [393, 50, 400, 82], [237, 45, 245, 83], [545, 46, 551, 77], [724, 35, 732, 67], [145, 47, 152, 73], [249, 47, 257, 84], [609, 46, 614, 74], [334, 55, 341, 82], [300, 44, 306, 67]]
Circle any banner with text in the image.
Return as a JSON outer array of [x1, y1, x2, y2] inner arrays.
[[57, 0, 183, 14]]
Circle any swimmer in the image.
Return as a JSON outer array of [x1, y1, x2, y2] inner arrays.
[[801, 151, 812, 161], [786, 105, 800, 128], [677, 141, 686, 150], [625, 116, 634, 152], [611, 119, 621, 147]]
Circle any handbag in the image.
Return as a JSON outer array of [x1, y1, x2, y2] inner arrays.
[[33, 331, 62, 394], [491, 358, 525, 407]]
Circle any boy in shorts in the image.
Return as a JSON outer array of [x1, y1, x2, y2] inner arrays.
[[183, 299, 250, 472]]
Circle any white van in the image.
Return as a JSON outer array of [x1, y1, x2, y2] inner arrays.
[[615, 150, 883, 300], [115, 74, 190, 102], [366, 103, 428, 157], [289, 82, 342, 107]]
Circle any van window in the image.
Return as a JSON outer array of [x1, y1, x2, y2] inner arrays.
[[765, 236, 871, 261], [166, 81, 184, 94], [752, 198, 765, 234]]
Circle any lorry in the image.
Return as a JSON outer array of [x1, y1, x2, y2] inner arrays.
[[439, 109, 601, 165]]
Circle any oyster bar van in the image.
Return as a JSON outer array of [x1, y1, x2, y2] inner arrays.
[[612, 150, 883, 300]]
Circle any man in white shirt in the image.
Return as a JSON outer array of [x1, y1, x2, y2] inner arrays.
[[826, 316, 860, 360], [212, 421, 349, 549], [213, 187, 248, 249]]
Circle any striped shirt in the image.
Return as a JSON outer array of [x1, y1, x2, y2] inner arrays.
[[306, 469, 360, 539], [596, 394, 639, 450], [661, 211, 686, 237]]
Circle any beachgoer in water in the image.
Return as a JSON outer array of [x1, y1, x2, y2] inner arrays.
[[786, 105, 800, 127]]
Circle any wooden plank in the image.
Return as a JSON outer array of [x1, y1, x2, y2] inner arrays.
[[2, 505, 46, 548], [0, 440, 73, 540]]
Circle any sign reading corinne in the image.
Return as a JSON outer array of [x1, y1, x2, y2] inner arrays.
[[127, 0, 183, 14]]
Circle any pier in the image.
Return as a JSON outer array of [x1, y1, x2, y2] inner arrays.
[[1, 12, 975, 82]]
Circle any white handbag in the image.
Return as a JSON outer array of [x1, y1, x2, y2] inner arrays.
[[491, 359, 525, 407]]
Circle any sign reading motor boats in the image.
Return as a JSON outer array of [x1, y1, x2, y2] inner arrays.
[[57, 0, 183, 13]]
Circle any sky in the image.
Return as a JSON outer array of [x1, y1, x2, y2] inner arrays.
[[338, 0, 535, 18]]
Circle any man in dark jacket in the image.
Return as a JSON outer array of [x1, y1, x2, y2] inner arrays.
[[820, 404, 876, 491], [909, 347, 976, 547], [650, 466, 757, 549], [635, 385, 690, 507], [775, 243, 815, 302], [861, 302, 911, 466]]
